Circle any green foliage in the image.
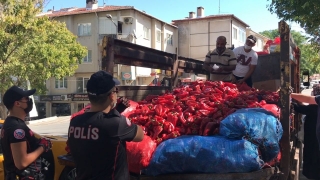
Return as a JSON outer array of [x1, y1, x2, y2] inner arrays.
[[300, 45, 320, 75], [267, 0, 320, 47], [260, 29, 320, 75], [259, 29, 307, 47], [259, 29, 279, 40], [0, 0, 87, 95]]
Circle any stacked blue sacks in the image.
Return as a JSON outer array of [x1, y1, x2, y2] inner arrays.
[[219, 108, 283, 162]]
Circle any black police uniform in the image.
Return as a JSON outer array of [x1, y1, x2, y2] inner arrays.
[[1, 116, 42, 179], [68, 109, 137, 180]]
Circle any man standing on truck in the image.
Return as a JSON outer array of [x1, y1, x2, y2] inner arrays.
[[232, 35, 258, 87], [67, 71, 144, 180], [203, 36, 237, 81], [1, 86, 52, 180], [291, 84, 320, 149]]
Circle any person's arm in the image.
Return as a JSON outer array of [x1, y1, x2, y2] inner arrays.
[[292, 103, 310, 115], [132, 126, 144, 142], [117, 116, 144, 142], [221, 51, 237, 72], [242, 64, 256, 81], [115, 97, 130, 114], [240, 54, 258, 82], [203, 51, 213, 72], [291, 93, 317, 104], [11, 142, 44, 170]]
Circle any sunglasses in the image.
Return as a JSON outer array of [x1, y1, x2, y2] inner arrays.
[[111, 87, 119, 94]]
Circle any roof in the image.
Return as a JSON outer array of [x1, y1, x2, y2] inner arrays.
[[247, 28, 270, 40], [38, 5, 177, 28], [172, 14, 250, 27]]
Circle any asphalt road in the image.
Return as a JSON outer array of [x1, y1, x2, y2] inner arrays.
[[27, 116, 70, 138]]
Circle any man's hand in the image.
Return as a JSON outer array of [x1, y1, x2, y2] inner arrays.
[[231, 75, 237, 83], [237, 79, 245, 84], [38, 138, 52, 152], [118, 97, 130, 107], [116, 97, 131, 113]]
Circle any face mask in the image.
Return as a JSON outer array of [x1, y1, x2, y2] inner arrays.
[[22, 98, 33, 114], [112, 101, 117, 109], [216, 47, 225, 53], [244, 44, 252, 50]]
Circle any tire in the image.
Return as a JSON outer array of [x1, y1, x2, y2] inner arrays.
[[59, 166, 76, 180]]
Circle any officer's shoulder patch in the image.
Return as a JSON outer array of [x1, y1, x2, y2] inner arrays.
[[126, 117, 131, 126], [13, 129, 25, 139]]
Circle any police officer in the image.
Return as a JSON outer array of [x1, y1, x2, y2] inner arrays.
[[1, 86, 52, 180], [68, 71, 144, 180]]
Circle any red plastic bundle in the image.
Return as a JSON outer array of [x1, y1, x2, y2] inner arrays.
[[262, 104, 280, 117], [126, 135, 157, 174], [121, 100, 139, 117]]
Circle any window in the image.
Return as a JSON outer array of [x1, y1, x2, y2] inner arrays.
[[239, 29, 246, 43], [82, 50, 92, 63], [156, 30, 161, 42], [78, 23, 91, 36], [98, 18, 117, 34], [166, 33, 173, 45], [143, 26, 150, 39], [55, 77, 68, 89], [257, 39, 263, 49], [232, 27, 238, 40], [76, 77, 89, 93]]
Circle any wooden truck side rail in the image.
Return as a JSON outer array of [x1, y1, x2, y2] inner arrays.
[[101, 36, 206, 101]]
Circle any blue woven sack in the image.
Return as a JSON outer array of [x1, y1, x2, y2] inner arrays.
[[144, 135, 263, 176], [219, 108, 283, 162]]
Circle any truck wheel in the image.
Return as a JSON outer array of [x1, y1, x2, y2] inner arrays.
[[59, 166, 76, 180]]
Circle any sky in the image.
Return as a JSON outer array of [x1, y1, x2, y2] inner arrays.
[[44, 0, 305, 34]]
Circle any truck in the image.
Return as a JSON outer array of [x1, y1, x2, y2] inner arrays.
[[56, 20, 303, 180]]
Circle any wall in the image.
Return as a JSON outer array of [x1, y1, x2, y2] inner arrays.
[[231, 19, 247, 48], [163, 24, 178, 54], [47, 73, 92, 95], [208, 18, 231, 52], [57, 13, 100, 73], [134, 11, 152, 48], [176, 18, 231, 61], [176, 21, 190, 58]]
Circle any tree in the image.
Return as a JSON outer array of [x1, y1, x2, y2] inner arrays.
[[300, 45, 320, 75], [267, 0, 320, 46], [259, 29, 307, 47], [260, 29, 320, 75], [0, 0, 87, 118]]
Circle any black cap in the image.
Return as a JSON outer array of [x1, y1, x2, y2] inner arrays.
[[3, 86, 36, 109], [86, 71, 120, 96], [247, 35, 257, 43]]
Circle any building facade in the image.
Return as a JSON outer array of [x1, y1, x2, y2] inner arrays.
[[36, 0, 178, 117], [246, 28, 269, 52], [172, 7, 249, 61]]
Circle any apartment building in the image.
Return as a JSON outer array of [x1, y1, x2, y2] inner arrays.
[[36, 0, 178, 117], [172, 7, 267, 61]]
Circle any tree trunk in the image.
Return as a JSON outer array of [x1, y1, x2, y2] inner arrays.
[[0, 104, 7, 120]]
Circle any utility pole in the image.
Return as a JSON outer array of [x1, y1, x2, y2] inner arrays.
[[218, 0, 221, 14]]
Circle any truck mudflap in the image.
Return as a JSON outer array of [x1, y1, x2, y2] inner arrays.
[[130, 168, 275, 180]]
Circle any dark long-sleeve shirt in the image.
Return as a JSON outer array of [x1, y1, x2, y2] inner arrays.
[[293, 103, 320, 179]]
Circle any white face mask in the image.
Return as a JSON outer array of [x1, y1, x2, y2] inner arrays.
[[112, 101, 117, 109], [244, 44, 252, 50]]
